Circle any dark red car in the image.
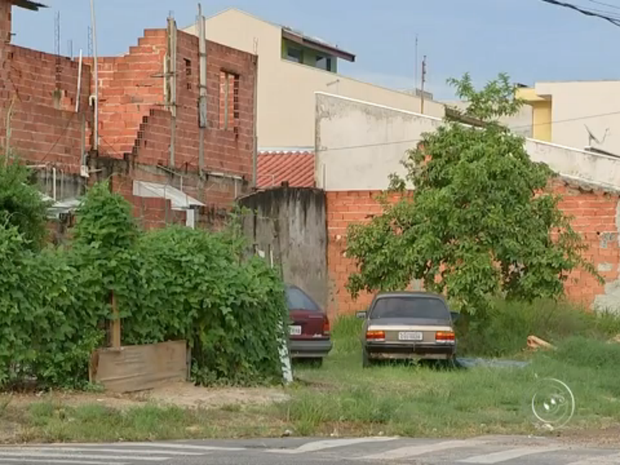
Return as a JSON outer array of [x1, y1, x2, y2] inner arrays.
[[286, 285, 332, 365]]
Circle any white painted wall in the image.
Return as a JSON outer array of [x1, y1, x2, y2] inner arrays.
[[183, 8, 445, 148], [443, 100, 533, 138], [316, 92, 620, 191], [535, 81, 620, 155]]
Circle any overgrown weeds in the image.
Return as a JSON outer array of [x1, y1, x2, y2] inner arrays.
[[0, 177, 287, 389], [281, 309, 620, 438]]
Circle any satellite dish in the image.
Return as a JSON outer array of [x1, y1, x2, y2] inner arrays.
[[585, 124, 609, 146]]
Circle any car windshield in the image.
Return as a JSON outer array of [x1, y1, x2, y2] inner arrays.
[[286, 286, 321, 312], [369, 296, 450, 320]]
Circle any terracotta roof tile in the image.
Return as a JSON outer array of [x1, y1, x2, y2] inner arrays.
[[257, 150, 315, 188]]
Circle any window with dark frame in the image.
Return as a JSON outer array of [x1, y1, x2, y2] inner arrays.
[[219, 70, 240, 131], [315, 55, 332, 71], [286, 46, 303, 63]]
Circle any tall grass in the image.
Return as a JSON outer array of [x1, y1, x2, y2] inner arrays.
[[456, 299, 620, 357], [284, 300, 620, 437]]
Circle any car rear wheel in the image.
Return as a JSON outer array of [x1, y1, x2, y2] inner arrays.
[[362, 348, 372, 368]]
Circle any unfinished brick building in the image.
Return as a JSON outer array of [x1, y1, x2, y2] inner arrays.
[[0, 0, 257, 232]]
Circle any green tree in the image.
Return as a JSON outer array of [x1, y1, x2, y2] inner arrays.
[[345, 73, 599, 317], [71, 181, 139, 319], [0, 162, 49, 250]]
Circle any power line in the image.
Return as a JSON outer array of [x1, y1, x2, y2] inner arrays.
[[317, 138, 422, 153], [588, 0, 620, 11], [539, 0, 620, 26], [509, 109, 620, 131]]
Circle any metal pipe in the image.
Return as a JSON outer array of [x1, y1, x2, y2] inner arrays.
[[197, 3, 207, 171], [52, 167, 57, 201], [167, 15, 177, 166], [252, 48, 259, 188], [90, 0, 99, 150], [75, 49, 83, 113], [4, 95, 16, 166]]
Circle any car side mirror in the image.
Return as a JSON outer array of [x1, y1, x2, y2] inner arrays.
[[356, 311, 368, 320], [451, 312, 461, 323]]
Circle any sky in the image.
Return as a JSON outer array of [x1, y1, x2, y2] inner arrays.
[[11, 0, 620, 100]]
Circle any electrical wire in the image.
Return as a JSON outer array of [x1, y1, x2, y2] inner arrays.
[[587, 0, 620, 11], [39, 113, 77, 164], [509, 109, 620, 131], [539, 0, 620, 26]]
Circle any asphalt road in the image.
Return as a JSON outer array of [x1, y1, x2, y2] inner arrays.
[[0, 435, 618, 465]]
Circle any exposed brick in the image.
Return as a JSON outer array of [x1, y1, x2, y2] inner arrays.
[[1, 8, 257, 232], [326, 183, 620, 316]]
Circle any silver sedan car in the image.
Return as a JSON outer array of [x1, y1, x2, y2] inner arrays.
[[356, 291, 458, 367]]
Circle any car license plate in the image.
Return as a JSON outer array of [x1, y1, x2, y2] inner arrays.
[[289, 325, 302, 336], [398, 331, 423, 341]]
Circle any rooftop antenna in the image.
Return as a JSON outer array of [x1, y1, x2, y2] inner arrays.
[[585, 124, 609, 146], [420, 55, 427, 114], [87, 26, 93, 57], [414, 34, 419, 92]]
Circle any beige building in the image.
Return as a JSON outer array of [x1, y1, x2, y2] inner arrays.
[[517, 81, 620, 156], [183, 8, 445, 148]]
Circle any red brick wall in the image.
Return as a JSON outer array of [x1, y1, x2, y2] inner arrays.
[[326, 182, 620, 316], [326, 191, 387, 316], [0, 43, 91, 174], [0, 0, 11, 44], [554, 181, 620, 306], [93, 27, 256, 210], [1, 9, 256, 234]]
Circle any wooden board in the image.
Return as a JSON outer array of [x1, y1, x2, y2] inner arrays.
[[90, 340, 188, 393]]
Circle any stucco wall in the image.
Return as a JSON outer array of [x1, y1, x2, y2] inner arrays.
[[184, 8, 445, 148], [534, 81, 620, 155], [316, 92, 620, 192], [315, 92, 442, 191], [238, 187, 328, 309]]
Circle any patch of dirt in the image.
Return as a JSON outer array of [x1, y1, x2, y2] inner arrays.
[[556, 424, 620, 447], [134, 382, 290, 409], [0, 383, 290, 411]]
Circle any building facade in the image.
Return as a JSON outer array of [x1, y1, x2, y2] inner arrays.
[[0, 1, 258, 232], [183, 8, 445, 149], [517, 81, 620, 156]]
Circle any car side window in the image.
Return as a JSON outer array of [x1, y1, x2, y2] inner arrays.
[[286, 287, 321, 311]]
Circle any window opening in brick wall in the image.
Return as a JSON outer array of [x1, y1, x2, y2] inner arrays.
[[185, 59, 192, 90], [219, 70, 239, 131]]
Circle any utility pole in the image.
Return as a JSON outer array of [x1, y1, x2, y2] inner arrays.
[[414, 34, 418, 92], [420, 55, 427, 114], [90, 0, 99, 151], [197, 3, 206, 172]]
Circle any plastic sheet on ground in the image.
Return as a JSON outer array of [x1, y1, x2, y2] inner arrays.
[[456, 357, 530, 369]]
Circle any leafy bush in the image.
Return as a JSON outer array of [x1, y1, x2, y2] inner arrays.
[[456, 299, 620, 357], [0, 162, 49, 250], [123, 226, 287, 385], [0, 180, 287, 389]]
